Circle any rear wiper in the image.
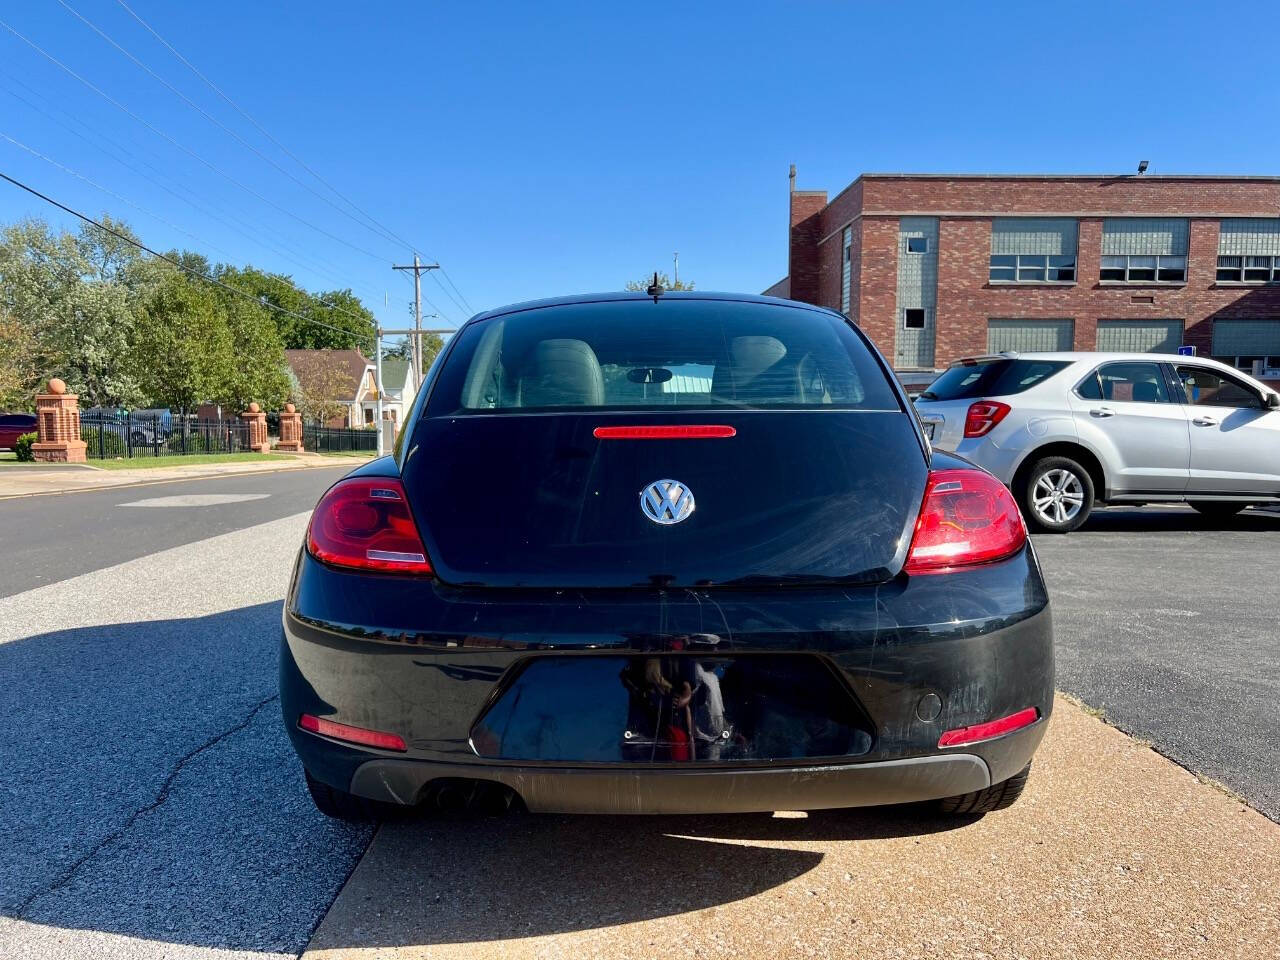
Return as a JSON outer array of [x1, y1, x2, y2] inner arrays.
[[917, 391, 938, 400]]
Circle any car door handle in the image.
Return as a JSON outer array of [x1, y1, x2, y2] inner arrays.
[[1193, 415, 1218, 427], [1090, 407, 1115, 418]]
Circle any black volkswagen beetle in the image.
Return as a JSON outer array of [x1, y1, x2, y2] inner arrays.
[[282, 291, 1052, 820]]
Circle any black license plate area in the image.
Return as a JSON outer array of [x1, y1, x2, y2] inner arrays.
[[471, 654, 874, 763]]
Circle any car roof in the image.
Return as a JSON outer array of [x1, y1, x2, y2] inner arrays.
[[467, 290, 834, 324], [956, 351, 1232, 367]]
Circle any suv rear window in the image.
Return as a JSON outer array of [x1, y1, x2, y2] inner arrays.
[[920, 358, 1070, 401], [427, 298, 900, 414]]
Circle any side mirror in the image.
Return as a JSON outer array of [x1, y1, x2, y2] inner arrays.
[[1266, 393, 1280, 409]]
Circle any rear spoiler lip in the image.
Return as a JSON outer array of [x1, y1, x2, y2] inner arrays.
[[952, 352, 1019, 367]]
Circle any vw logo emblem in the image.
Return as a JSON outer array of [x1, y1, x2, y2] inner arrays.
[[640, 479, 695, 525]]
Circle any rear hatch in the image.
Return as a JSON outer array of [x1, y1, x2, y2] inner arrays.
[[402, 296, 928, 589], [914, 355, 1073, 449]]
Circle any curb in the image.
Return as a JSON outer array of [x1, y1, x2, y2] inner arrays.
[[0, 457, 364, 500]]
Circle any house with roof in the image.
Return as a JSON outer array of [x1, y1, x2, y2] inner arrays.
[[377, 359, 418, 433], [284, 349, 377, 427]]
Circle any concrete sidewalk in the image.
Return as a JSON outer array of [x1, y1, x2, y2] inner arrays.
[[0, 453, 372, 499], [303, 696, 1280, 960]]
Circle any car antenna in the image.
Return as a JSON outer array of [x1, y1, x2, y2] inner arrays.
[[646, 271, 664, 302]]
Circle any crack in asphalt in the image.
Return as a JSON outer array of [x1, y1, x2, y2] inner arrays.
[[16, 692, 281, 919]]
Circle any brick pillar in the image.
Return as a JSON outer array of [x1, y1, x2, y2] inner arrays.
[[33, 378, 87, 463], [276, 402, 304, 452], [241, 402, 270, 453]]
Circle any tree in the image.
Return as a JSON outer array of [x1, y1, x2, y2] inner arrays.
[[625, 271, 695, 292], [0, 218, 147, 408], [128, 267, 234, 414], [217, 290, 291, 412], [218, 267, 376, 355], [0, 310, 38, 410]]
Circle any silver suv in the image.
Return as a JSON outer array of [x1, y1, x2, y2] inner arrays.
[[914, 352, 1280, 532]]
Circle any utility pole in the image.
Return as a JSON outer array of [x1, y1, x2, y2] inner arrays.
[[673, 251, 679, 288], [373, 325, 456, 457], [392, 254, 439, 387]]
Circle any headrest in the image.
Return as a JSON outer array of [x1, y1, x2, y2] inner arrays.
[[522, 339, 605, 406]]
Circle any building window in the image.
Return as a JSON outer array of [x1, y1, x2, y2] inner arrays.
[[840, 226, 852, 315], [1211, 318, 1280, 376], [904, 308, 925, 329], [1100, 218, 1188, 283], [990, 254, 1076, 283], [989, 218, 1077, 284], [1216, 255, 1280, 283], [1099, 254, 1187, 283], [987, 318, 1075, 353], [906, 236, 928, 254]]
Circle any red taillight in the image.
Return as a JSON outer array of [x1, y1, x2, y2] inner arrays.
[[593, 425, 737, 439], [298, 714, 407, 752], [904, 468, 1027, 575], [306, 477, 433, 575], [938, 707, 1039, 748], [963, 400, 1011, 438]]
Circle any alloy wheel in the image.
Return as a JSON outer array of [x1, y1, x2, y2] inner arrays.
[[1031, 468, 1085, 526]]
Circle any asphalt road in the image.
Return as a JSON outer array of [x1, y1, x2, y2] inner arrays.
[[0, 479, 1276, 958], [1033, 505, 1280, 821], [0, 466, 350, 598], [0, 468, 364, 960]]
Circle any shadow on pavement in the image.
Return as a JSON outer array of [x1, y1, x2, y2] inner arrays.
[[309, 805, 976, 950], [2, 601, 977, 952], [1076, 505, 1280, 534], [1, 602, 372, 954]]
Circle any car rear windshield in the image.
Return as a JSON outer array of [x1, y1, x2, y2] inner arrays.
[[920, 358, 1071, 401], [426, 298, 901, 414]]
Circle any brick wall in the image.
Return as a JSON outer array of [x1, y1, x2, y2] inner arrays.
[[785, 175, 1280, 368], [788, 190, 827, 304]]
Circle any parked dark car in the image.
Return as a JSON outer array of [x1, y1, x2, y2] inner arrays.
[[0, 412, 37, 451], [282, 292, 1053, 821]]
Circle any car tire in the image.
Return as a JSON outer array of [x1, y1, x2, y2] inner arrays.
[[305, 770, 403, 823], [1020, 456, 1094, 533], [1190, 501, 1247, 519], [936, 763, 1031, 815]]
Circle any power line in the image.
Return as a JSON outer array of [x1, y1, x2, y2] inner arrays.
[[1, 130, 242, 264], [112, 0, 480, 315], [113, 0, 415, 253], [4, 74, 377, 296], [0, 169, 373, 346], [0, 77, 389, 314], [0, 15, 394, 267], [54, 0, 409, 259]]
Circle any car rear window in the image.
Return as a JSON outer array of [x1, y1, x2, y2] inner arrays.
[[426, 298, 900, 414], [920, 358, 1071, 401]]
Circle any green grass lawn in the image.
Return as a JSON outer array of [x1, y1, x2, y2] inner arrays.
[[314, 450, 378, 458], [88, 452, 289, 470]]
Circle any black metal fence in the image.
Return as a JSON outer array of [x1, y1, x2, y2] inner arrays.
[[81, 412, 252, 459], [302, 423, 378, 453]]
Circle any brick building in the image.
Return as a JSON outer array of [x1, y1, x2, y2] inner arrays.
[[765, 170, 1280, 384]]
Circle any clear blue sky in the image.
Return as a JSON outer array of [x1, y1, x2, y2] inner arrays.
[[1, 1, 1274, 330]]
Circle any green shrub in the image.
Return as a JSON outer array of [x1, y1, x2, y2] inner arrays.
[[15, 432, 37, 461], [82, 426, 126, 458]]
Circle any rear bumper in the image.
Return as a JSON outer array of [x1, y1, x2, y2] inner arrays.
[[282, 545, 1054, 814], [347, 720, 1043, 814]]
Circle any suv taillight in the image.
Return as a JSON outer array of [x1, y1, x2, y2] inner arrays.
[[963, 400, 1011, 438], [904, 469, 1027, 575], [306, 477, 433, 575]]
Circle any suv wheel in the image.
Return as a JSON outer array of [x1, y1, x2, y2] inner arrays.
[[1191, 501, 1247, 519], [1020, 456, 1094, 533]]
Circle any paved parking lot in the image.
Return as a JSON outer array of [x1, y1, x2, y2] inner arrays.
[[1, 484, 1277, 959], [1035, 506, 1280, 820]]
